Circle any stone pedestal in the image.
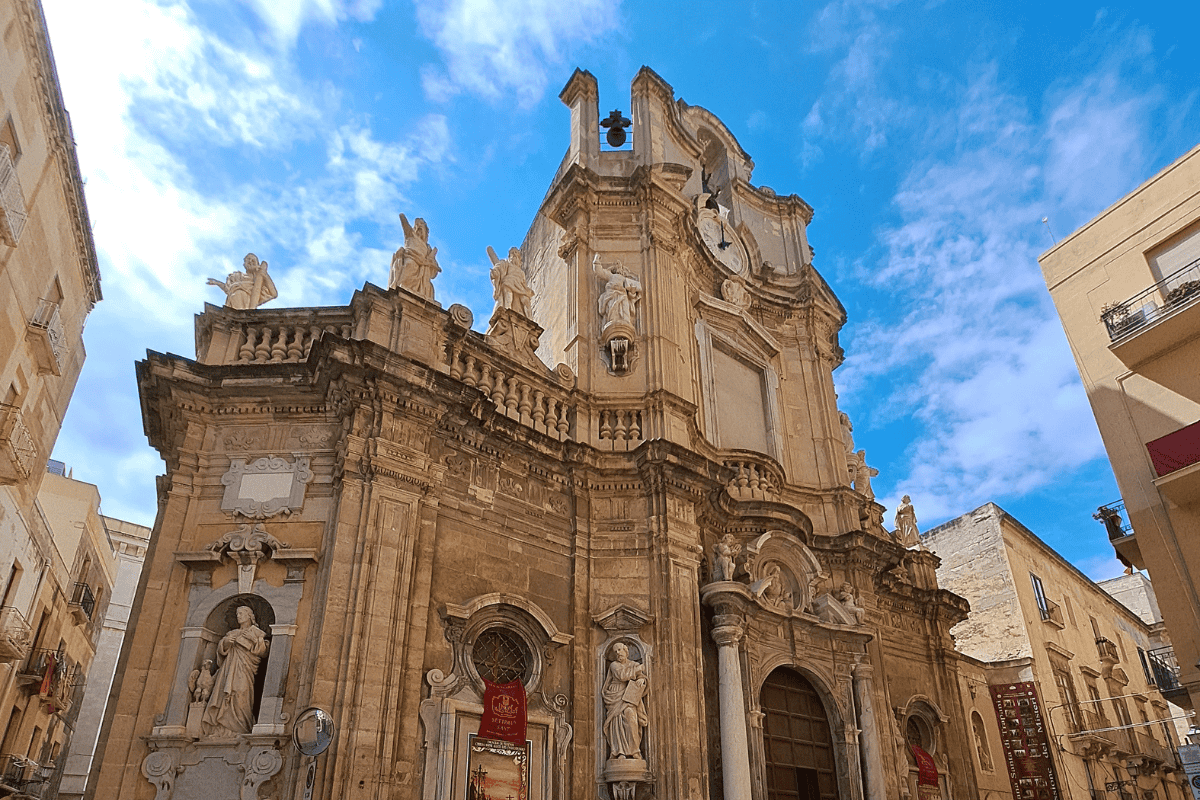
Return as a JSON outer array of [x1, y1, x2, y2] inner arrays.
[[186, 701, 205, 740]]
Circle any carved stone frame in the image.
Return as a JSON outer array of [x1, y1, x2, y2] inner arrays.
[[220, 455, 313, 518]]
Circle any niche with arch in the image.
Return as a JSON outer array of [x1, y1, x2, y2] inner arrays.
[[199, 594, 275, 736]]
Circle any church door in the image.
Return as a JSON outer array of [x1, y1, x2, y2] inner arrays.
[[761, 668, 839, 800]]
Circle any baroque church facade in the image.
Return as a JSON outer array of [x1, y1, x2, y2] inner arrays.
[[92, 68, 982, 800]]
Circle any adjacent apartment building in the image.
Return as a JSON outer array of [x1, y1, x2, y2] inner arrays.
[[0, 0, 105, 794], [1039, 143, 1200, 717], [926, 503, 1190, 800]]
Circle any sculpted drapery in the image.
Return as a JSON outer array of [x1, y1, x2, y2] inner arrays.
[[202, 606, 269, 737], [602, 643, 648, 760]]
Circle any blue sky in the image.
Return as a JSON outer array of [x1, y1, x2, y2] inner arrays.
[[42, 0, 1200, 580]]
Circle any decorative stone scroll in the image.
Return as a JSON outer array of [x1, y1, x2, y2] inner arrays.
[[220, 455, 312, 518]]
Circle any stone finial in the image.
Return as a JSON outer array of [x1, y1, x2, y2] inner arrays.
[[389, 213, 441, 300], [894, 494, 920, 548], [207, 253, 278, 310], [487, 245, 534, 318]]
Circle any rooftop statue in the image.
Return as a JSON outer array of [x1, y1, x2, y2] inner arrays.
[[389, 213, 441, 300], [894, 494, 920, 549], [207, 253, 278, 310], [488, 245, 535, 318]]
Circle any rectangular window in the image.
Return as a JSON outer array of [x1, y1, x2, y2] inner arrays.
[[1137, 648, 1155, 687], [1053, 670, 1080, 732]]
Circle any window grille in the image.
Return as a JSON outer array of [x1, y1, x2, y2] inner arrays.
[[471, 628, 529, 684]]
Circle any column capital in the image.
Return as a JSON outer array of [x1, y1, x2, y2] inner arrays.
[[712, 623, 744, 648]]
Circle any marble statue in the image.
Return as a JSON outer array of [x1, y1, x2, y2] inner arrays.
[[711, 534, 740, 582], [188, 659, 215, 703], [202, 606, 269, 738], [593, 255, 641, 333], [855, 451, 878, 500], [602, 643, 648, 761], [207, 253, 278, 310], [488, 245, 535, 317], [837, 583, 866, 625], [389, 214, 440, 300], [839, 411, 854, 455], [752, 563, 790, 608], [895, 495, 920, 548]]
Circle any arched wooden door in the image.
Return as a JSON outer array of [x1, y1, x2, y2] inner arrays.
[[761, 668, 840, 800]]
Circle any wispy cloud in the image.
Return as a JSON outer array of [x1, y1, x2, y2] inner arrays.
[[414, 0, 620, 106], [245, 0, 384, 48], [837, 57, 1156, 523]]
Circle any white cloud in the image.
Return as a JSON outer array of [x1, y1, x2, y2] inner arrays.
[[413, 0, 620, 106], [839, 63, 1152, 523], [245, 0, 383, 47]]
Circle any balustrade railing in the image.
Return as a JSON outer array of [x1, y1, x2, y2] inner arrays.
[[235, 320, 354, 365], [446, 341, 576, 442], [723, 454, 783, 501], [597, 409, 644, 448]]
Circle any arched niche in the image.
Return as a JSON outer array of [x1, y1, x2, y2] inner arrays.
[[743, 530, 827, 613], [202, 593, 276, 725]]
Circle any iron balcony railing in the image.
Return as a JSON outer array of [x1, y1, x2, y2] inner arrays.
[[0, 753, 49, 796], [69, 581, 95, 620], [1094, 500, 1133, 541], [1146, 646, 1181, 691], [1101, 256, 1200, 340]]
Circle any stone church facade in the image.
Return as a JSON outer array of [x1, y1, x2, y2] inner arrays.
[[91, 68, 981, 800]]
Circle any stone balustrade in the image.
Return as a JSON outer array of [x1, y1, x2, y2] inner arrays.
[[446, 341, 576, 442], [196, 307, 357, 366], [596, 408, 644, 449], [723, 454, 783, 501]]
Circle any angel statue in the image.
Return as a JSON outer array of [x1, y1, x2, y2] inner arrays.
[[389, 214, 441, 300], [488, 245, 535, 318], [207, 253, 278, 310]]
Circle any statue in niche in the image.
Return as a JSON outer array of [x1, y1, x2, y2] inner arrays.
[[488, 245, 535, 317], [188, 659, 215, 703], [389, 213, 441, 300], [711, 534, 740, 582], [602, 643, 648, 761], [894, 495, 920, 549], [751, 563, 791, 608], [207, 253, 278, 310], [593, 255, 641, 333], [203, 606, 269, 737], [837, 582, 866, 625]]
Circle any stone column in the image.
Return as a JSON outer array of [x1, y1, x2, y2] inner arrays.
[[712, 615, 752, 800], [254, 623, 298, 734], [853, 660, 886, 800]]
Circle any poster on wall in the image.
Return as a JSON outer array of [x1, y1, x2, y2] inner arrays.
[[465, 735, 530, 800], [989, 682, 1062, 800]]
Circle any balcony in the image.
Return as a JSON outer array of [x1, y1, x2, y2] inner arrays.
[[68, 582, 94, 625], [1096, 637, 1121, 665], [16, 649, 81, 715], [0, 607, 32, 664], [1094, 499, 1142, 570], [1133, 731, 1176, 769], [1038, 597, 1065, 627], [0, 143, 27, 247], [1146, 420, 1200, 507], [25, 299, 66, 376], [1146, 646, 1191, 709], [0, 753, 49, 798], [1102, 257, 1200, 367], [1068, 710, 1118, 756], [0, 404, 37, 486]]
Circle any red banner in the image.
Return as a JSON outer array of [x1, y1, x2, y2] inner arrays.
[[909, 743, 938, 786], [990, 682, 1061, 800], [39, 653, 55, 696], [478, 679, 527, 745]]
